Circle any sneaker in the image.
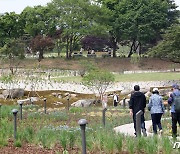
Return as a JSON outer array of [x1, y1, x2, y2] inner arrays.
[[159, 130, 163, 136], [142, 129, 147, 137]]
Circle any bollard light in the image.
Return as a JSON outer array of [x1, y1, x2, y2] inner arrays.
[[136, 110, 143, 137], [18, 101, 23, 120], [67, 95, 70, 111], [78, 119, 88, 154], [0, 103, 2, 121], [102, 108, 107, 127], [12, 109, 18, 140], [43, 98, 47, 114]]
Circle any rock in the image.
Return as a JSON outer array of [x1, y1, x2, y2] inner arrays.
[[52, 92, 58, 97], [0, 94, 4, 99], [53, 102, 63, 105], [119, 98, 130, 106], [64, 92, 70, 96], [120, 90, 132, 95], [140, 88, 149, 94], [30, 97, 39, 102], [71, 99, 95, 107], [56, 101, 63, 105], [17, 98, 30, 104], [58, 95, 62, 99], [2, 90, 9, 99], [70, 94, 77, 98], [145, 91, 152, 97], [95, 94, 100, 98], [2, 88, 24, 99]]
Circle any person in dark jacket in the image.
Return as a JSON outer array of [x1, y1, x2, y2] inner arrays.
[[129, 85, 147, 136], [168, 84, 180, 138]]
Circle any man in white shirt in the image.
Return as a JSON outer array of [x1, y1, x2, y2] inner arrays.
[[113, 92, 118, 107]]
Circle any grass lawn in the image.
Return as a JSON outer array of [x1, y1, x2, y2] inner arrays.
[[53, 72, 180, 82], [114, 72, 180, 82]]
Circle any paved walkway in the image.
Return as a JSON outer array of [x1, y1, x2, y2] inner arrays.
[[114, 119, 153, 137], [114, 118, 180, 140]]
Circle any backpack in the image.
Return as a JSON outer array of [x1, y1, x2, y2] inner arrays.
[[173, 93, 180, 113]]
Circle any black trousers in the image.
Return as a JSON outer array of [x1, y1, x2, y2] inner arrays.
[[114, 100, 118, 107], [151, 113, 163, 134], [133, 113, 146, 133], [171, 112, 180, 137]]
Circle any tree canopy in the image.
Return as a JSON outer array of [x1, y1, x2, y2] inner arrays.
[[0, 0, 179, 61], [148, 25, 180, 62]]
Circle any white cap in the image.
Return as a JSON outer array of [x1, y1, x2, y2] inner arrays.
[[152, 87, 158, 92]]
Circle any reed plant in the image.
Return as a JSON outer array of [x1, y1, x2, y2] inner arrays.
[[114, 134, 123, 152], [144, 136, 158, 154], [59, 130, 68, 151], [126, 136, 135, 154], [162, 137, 172, 154], [36, 128, 57, 149]]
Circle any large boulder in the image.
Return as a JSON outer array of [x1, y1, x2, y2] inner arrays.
[[145, 91, 152, 98], [17, 98, 30, 104], [140, 88, 149, 94], [119, 98, 130, 106], [71, 99, 95, 107], [120, 90, 132, 95], [0, 94, 4, 99], [2, 88, 24, 99]]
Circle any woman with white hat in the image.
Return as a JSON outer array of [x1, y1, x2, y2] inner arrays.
[[148, 88, 165, 135]]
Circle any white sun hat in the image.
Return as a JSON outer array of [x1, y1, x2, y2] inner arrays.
[[152, 87, 159, 92]]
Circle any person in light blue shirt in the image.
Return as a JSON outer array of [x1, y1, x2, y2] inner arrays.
[[168, 84, 180, 138], [148, 88, 165, 134]]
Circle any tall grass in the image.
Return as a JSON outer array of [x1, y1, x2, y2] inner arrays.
[[162, 137, 172, 154], [36, 128, 57, 149], [144, 136, 158, 154], [114, 134, 123, 152], [126, 137, 135, 154], [59, 130, 68, 150]]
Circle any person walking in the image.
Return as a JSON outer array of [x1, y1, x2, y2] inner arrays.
[[113, 92, 118, 107], [148, 88, 165, 135], [129, 85, 147, 136], [168, 84, 180, 138]]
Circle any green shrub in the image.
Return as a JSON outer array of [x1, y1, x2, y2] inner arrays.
[[69, 107, 83, 114], [14, 139, 22, 147]]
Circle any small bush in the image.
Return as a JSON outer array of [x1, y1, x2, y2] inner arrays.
[[69, 107, 83, 114]]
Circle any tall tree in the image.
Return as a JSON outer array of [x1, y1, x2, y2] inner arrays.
[[149, 25, 180, 62], [0, 12, 25, 47], [21, 5, 56, 37], [98, 0, 121, 57], [114, 0, 179, 57], [30, 35, 54, 61], [52, 0, 109, 58]]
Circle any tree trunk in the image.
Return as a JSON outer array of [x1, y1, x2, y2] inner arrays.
[[9, 53, 14, 75], [38, 50, 44, 62], [66, 37, 69, 59], [110, 37, 117, 57], [138, 42, 142, 56], [128, 40, 135, 57], [69, 36, 73, 58]]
